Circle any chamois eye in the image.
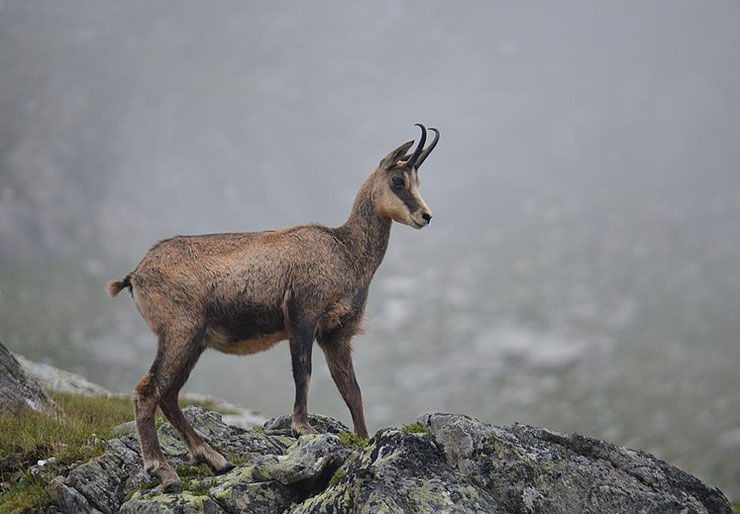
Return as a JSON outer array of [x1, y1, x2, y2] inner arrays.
[[392, 176, 404, 188]]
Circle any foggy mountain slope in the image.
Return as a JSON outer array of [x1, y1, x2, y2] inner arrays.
[[1, 0, 739, 498]]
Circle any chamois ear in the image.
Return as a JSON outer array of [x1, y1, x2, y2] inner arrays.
[[379, 140, 414, 170]]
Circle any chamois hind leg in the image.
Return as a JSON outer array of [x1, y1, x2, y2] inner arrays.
[[318, 333, 369, 439], [158, 350, 234, 474], [133, 343, 181, 491], [134, 324, 209, 489]]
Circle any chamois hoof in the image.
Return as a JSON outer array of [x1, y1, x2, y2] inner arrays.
[[215, 461, 235, 475], [192, 449, 233, 474], [152, 466, 181, 492], [291, 422, 319, 437], [161, 478, 182, 493]]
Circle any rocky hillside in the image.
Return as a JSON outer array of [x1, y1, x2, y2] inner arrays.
[[48, 408, 732, 514], [0, 343, 733, 513]]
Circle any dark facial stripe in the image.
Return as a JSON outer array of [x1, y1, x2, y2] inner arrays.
[[393, 184, 420, 212]]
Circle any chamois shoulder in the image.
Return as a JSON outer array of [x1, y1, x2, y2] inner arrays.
[[279, 223, 341, 241]]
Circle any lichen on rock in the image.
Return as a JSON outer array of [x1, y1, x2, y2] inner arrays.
[[46, 408, 734, 514]]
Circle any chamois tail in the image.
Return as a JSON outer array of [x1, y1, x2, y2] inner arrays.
[[107, 274, 133, 298]]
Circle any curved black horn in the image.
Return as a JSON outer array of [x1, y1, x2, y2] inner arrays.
[[405, 123, 427, 169], [416, 127, 439, 168]]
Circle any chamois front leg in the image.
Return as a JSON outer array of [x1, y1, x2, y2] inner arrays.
[[318, 333, 368, 439], [288, 322, 319, 436]]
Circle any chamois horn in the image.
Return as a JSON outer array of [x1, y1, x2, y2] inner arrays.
[[405, 123, 427, 169], [416, 127, 439, 168]]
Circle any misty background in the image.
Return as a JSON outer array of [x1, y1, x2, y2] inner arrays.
[[1, 0, 739, 497]]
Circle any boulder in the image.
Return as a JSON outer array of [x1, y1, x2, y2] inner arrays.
[[47, 408, 733, 514], [420, 413, 732, 514], [0, 340, 56, 413]]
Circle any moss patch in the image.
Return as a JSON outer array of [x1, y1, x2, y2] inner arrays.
[[401, 422, 429, 435], [328, 467, 346, 486], [338, 431, 368, 449], [176, 463, 220, 495]]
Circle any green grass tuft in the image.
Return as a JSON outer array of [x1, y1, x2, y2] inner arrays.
[[731, 500, 740, 514], [0, 391, 133, 463], [0, 389, 245, 512], [338, 431, 368, 449], [0, 392, 136, 512], [401, 422, 429, 435], [0, 472, 48, 514]]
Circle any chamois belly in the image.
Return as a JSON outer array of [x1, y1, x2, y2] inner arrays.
[[205, 302, 287, 355], [206, 328, 288, 355]]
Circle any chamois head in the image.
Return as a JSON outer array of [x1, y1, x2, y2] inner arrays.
[[373, 123, 438, 229]]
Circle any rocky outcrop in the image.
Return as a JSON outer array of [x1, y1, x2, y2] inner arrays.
[[47, 408, 733, 514], [0, 340, 56, 413]]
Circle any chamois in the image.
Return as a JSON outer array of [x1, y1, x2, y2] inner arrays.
[[108, 124, 439, 489]]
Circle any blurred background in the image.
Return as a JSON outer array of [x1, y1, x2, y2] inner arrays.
[[1, 0, 739, 497]]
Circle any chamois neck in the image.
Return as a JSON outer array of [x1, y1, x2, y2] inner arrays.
[[336, 176, 391, 279]]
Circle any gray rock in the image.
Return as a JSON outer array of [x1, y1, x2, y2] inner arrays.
[[263, 413, 350, 436], [209, 475, 299, 513], [48, 436, 147, 513], [180, 392, 268, 429], [292, 428, 502, 514], [48, 408, 733, 514], [0, 340, 56, 413], [254, 434, 349, 485], [420, 413, 732, 514], [120, 490, 227, 514], [48, 476, 101, 514]]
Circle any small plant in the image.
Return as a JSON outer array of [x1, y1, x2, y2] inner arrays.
[[176, 463, 211, 479], [338, 431, 368, 449], [122, 479, 158, 503], [183, 478, 216, 496], [228, 452, 251, 466], [175, 463, 220, 495], [401, 422, 429, 435]]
